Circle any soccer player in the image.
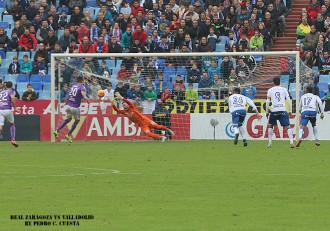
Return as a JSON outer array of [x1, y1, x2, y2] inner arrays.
[[228, 87, 262, 146], [266, 77, 294, 148], [0, 81, 19, 147], [111, 93, 174, 142], [54, 77, 88, 143], [296, 86, 324, 147]]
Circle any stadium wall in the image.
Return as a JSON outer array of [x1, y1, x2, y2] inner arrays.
[[11, 100, 330, 141]]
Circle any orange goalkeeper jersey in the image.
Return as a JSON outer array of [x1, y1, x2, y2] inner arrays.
[[112, 98, 151, 126]]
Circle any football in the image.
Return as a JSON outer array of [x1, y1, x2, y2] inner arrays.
[[97, 90, 105, 97]]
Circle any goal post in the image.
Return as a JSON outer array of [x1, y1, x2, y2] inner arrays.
[[50, 51, 301, 142]]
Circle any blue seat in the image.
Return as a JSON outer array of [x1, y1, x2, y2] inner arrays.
[[86, 1, 99, 7], [319, 75, 330, 85], [106, 60, 116, 68], [215, 43, 225, 52], [163, 66, 176, 82], [43, 74, 51, 83], [57, 29, 64, 40], [6, 52, 17, 61], [0, 22, 9, 29], [0, 1, 4, 7], [319, 90, 326, 98], [5, 74, 17, 84], [164, 82, 173, 91], [156, 59, 166, 71], [43, 83, 51, 91], [3, 15, 14, 24], [38, 91, 51, 99], [176, 66, 187, 77], [17, 74, 29, 83], [18, 51, 31, 60], [5, 29, 12, 38], [193, 83, 199, 89], [31, 82, 42, 92], [16, 83, 27, 92], [0, 50, 5, 59], [30, 74, 42, 82], [1, 59, 12, 67], [280, 75, 290, 89], [120, 7, 132, 14], [317, 82, 329, 94], [111, 68, 120, 77], [0, 67, 7, 75], [116, 59, 123, 68]]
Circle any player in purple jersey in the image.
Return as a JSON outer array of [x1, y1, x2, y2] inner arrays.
[[0, 81, 20, 147], [54, 77, 88, 143]]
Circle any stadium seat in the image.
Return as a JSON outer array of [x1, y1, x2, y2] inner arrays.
[[18, 51, 31, 60], [317, 82, 329, 94], [176, 66, 187, 77], [43, 83, 51, 91], [3, 15, 14, 24], [280, 75, 290, 89], [57, 29, 64, 40], [106, 60, 116, 68], [111, 68, 120, 77], [5, 74, 17, 84], [5, 29, 12, 38], [254, 55, 263, 62], [30, 74, 42, 83], [16, 83, 27, 92], [215, 43, 225, 52], [163, 66, 176, 82], [116, 59, 122, 68], [43, 74, 51, 83], [6, 52, 17, 61], [0, 9, 4, 17], [1, 59, 12, 68], [31, 82, 42, 92], [164, 81, 173, 91], [319, 75, 330, 85], [120, 8, 132, 14], [0, 67, 7, 75], [17, 74, 29, 83], [156, 59, 165, 71], [38, 91, 51, 99], [0, 22, 9, 29], [193, 83, 199, 90], [0, 1, 4, 7], [0, 50, 5, 59], [86, 1, 99, 7], [319, 90, 326, 99]]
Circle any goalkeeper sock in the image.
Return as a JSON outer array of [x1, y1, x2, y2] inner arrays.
[[153, 123, 168, 131], [10, 124, 16, 141], [57, 119, 70, 132], [268, 127, 273, 144], [239, 127, 246, 139], [299, 128, 304, 140], [68, 121, 79, 136], [287, 128, 294, 144], [146, 131, 163, 140], [313, 126, 319, 141]]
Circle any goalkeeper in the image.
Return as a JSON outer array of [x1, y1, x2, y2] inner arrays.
[[111, 93, 175, 142]]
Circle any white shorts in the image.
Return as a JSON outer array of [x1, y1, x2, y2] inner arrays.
[[0, 109, 14, 126], [66, 106, 80, 121]]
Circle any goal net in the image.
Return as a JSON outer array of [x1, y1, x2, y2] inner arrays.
[[50, 51, 304, 142]]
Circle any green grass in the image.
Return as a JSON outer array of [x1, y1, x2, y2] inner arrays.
[[1, 140, 330, 231]]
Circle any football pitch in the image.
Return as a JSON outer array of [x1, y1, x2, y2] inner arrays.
[[1, 140, 330, 231]]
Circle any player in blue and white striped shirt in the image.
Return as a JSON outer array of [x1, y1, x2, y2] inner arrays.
[[296, 86, 324, 147], [228, 88, 262, 146]]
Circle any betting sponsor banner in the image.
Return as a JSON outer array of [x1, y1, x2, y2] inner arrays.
[[40, 114, 190, 141], [2, 115, 40, 141], [190, 113, 330, 140]]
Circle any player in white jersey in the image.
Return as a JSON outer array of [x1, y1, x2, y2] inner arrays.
[[296, 86, 324, 147], [228, 88, 262, 146], [266, 77, 294, 148]]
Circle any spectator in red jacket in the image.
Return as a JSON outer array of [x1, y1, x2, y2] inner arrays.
[[131, 0, 146, 18], [239, 19, 255, 40], [93, 36, 108, 53], [77, 22, 90, 44], [307, 0, 321, 23], [79, 36, 94, 53], [117, 64, 131, 82], [132, 24, 147, 46], [18, 28, 38, 51]]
